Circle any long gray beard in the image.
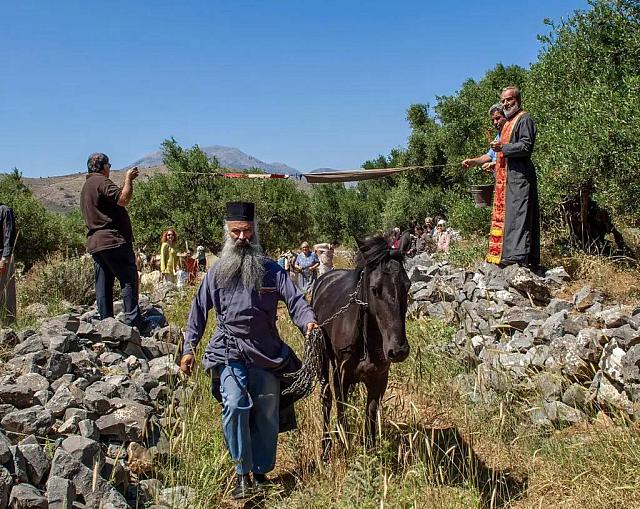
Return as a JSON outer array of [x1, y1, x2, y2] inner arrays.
[[504, 104, 521, 119], [216, 235, 265, 292]]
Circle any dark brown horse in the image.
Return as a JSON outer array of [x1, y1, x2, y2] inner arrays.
[[312, 236, 411, 451]]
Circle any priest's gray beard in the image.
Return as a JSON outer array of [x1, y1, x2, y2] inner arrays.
[[216, 228, 265, 292], [504, 103, 521, 119]]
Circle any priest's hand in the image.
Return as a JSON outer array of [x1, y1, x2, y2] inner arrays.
[[481, 162, 496, 173], [180, 354, 196, 376], [306, 322, 318, 335], [490, 140, 503, 152]]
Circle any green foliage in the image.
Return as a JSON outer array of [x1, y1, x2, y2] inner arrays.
[[446, 198, 492, 237], [129, 138, 312, 255], [0, 169, 85, 269], [527, 0, 640, 223], [19, 253, 95, 308]]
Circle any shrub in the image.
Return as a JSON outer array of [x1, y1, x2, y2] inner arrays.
[[446, 197, 491, 237], [19, 254, 96, 308]]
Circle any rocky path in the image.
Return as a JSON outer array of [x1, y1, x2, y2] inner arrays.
[[0, 294, 191, 508], [406, 254, 640, 426]]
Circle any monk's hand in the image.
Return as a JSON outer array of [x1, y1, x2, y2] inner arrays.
[[306, 322, 318, 335], [462, 159, 472, 169], [481, 162, 495, 173], [180, 354, 196, 376], [490, 140, 503, 152]]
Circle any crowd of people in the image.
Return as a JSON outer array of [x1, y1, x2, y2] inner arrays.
[[388, 216, 458, 257]]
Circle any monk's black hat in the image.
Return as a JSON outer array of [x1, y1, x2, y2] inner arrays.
[[225, 202, 255, 221]]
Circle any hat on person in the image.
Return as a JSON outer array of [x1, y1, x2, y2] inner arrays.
[[437, 219, 446, 226], [225, 202, 255, 221]]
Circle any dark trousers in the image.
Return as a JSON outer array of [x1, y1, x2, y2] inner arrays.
[[92, 243, 142, 327]]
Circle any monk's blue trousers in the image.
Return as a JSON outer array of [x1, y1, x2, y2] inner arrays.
[[219, 361, 280, 475]]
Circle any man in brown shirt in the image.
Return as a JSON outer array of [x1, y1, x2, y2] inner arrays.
[[80, 153, 149, 332]]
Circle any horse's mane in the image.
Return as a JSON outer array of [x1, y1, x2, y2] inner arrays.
[[355, 235, 404, 269]]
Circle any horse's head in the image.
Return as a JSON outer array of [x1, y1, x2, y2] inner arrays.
[[357, 237, 411, 363]]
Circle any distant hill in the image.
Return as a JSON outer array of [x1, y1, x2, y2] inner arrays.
[[124, 145, 299, 176]]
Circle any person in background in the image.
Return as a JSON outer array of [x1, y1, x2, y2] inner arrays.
[[435, 219, 451, 253], [184, 249, 199, 285], [80, 153, 153, 334], [462, 103, 507, 173], [160, 229, 179, 283], [314, 240, 338, 276], [424, 217, 434, 236], [0, 203, 17, 324], [294, 241, 320, 294], [196, 245, 207, 272], [414, 225, 426, 255], [390, 227, 401, 249]]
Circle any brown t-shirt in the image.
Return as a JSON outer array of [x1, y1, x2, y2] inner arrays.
[[80, 173, 133, 254]]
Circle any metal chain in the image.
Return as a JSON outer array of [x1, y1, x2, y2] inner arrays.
[[283, 270, 369, 397]]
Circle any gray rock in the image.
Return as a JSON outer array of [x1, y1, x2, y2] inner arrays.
[[531, 372, 563, 400], [118, 382, 151, 405], [46, 476, 75, 509], [9, 483, 47, 509], [18, 443, 50, 487], [0, 329, 19, 347], [49, 448, 129, 509], [11, 445, 28, 483], [0, 404, 15, 422], [48, 335, 72, 353], [63, 408, 89, 421], [496, 352, 530, 377], [575, 328, 607, 363], [46, 351, 73, 380], [153, 325, 182, 344], [622, 345, 640, 384], [546, 298, 573, 315], [596, 306, 630, 329], [142, 339, 177, 359], [544, 266, 570, 284], [51, 374, 75, 393], [0, 384, 35, 408], [95, 401, 153, 442], [600, 339, 626, 384], [157, 486, 197, 509], [13, 336, 48, 356], [99, 352, 124, 366], [32, 389, 51, 407], [132, 372, 159, 393], [61, 436, 104, 470], [71, 377, 89, 391], [148, 356, 180, 383], [0, 430, 12, 464], [1, 406, 52, 436], [138, 478, 162, 503], [45, 384, 85, 418], [16, 373, 49, 394], [547, 335, 590, 379], [562, 383, 590, 408], [542, 400, 588, 426], [508, 266, 551, 303], [76, 321, 100, 342], [57, 415, 80, 435], [528, 405, 552, 427], [78, 419, 100, 441], [0, 466, 11, 508], [574, 286, 604, 312], [82, 389, 112, 415], [541, 310, 569, 342], [594, 372, 633, 413], [94, 317, 141, 345], [100, 457, 129, 495], [18, 435, 38, 446], [506, 332, 534, 353], [502, 307, 549, 331], [49, 314, 80, 333], [606, 324, 640, 350]]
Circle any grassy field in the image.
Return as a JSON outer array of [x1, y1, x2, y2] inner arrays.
[[161, 269, 640, 509]]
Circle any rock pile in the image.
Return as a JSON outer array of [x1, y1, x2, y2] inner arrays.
[[0, 296, 192, 508], [406, 253, 640, 426]]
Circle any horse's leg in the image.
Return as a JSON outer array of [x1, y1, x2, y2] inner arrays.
[[333, 363, 352, 448], [364, 369, 389, 448], [320, 359, 333, 458]]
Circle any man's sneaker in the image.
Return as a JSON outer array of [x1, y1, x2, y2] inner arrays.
[[231, 473, 253, 499]]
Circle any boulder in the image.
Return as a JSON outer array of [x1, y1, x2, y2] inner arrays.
[[95, 401, 153, 442], [16, 373, 49, 394], [507, 266, 551, 303], [13, 336, 48, 356], [0, 466, 11, 508], [45, 384, 85, 418], [8, 483, 47, 509], [0, 384, 34, 408], [156, 486, 197, 509], [18, 443, 50, 487], [622, 345, 640, 384], [1, 406, 52, 436], [0, 431, 12, 464], [46, 476, 75, 509], [562, 383, 590, 409], [94, 317, 141, 345], [78, 419, 100, 441], [544, 266, 570, 284], [546, 298, 573, 315], [61, 435, 104, 470], [502, 307, 549, 331], [542, 400, 588, 426], [600, 339, 626, 384], [574, 286, 604, 312], [606, 324, 640, 350], [49, 448, 129, 509]]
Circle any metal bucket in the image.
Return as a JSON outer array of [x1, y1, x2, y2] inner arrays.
[[470, 184, 494, 208]]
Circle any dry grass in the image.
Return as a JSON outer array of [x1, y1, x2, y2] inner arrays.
[[159, 273, 640, 509]]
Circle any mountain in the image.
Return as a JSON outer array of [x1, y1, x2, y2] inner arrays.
[[125, 145, 299, 175]]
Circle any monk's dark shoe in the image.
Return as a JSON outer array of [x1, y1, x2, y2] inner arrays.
[[252, 473, 270, 492], [231, 473, 253, 499]]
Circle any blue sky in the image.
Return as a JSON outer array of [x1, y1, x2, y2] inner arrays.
[[0, 0, 588, 177]]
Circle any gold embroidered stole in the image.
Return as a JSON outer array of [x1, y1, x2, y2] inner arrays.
[[486, 110, 526, 264]]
